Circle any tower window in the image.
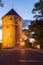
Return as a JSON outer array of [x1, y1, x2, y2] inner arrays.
[[15, 26, 17, 29], [10, 18, 12, 20], [19, 19, 21, 21], [7, 26, 9, 28]]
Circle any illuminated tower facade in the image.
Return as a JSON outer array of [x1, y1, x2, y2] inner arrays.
[[2, 9, 22, 48]]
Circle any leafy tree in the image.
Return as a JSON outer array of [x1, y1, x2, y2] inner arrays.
[[32, 0, 43, 20], [28, 20, 43, 48], [0, 0, 3, 7], [28, 0, 43, 48]]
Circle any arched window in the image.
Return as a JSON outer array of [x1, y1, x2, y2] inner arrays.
[[19, 19, 21, 21], [15, 26, 17, 29], [10, 18, 12, 20], [7, 26, 9, 28]]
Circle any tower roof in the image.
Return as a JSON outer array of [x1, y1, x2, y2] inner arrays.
[[2, 9, 22, 18]]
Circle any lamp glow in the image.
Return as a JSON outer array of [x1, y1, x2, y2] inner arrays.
[[29, 38, 35, 43], [7, 33, 9, 35], [20, 42, 25, 46]]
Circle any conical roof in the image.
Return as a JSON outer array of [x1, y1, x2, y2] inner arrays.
[[2, 9, 22, 18]]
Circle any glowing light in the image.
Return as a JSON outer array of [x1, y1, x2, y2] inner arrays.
[[20, 42, 25, 46], [22, 35, 25, 38], [30, 32, 34, 34], [20, 38, 22, 41], [7, 33, 9, 35], [37, 45, 40, 49], [29, 38, 35, 43], [22, 34, 27, 40]]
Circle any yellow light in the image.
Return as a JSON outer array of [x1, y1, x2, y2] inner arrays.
[[21, 42, 25, 46], [20, 38, 22, 41], [37, 45, 40, 49], [7, 33, 9, 35]]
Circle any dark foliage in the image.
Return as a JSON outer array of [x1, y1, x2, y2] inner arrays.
[[28, 20, 43, 48], [32, 0, 43, 20]]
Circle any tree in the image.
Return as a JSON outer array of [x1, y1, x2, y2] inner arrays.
[[32, 0, 43, 20], [28, 20, 43, 48], [28, 0, 43, 48], [0, 0, 3, 7]]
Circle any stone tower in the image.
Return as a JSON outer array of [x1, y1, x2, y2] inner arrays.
[[2, 9, 22, 48]]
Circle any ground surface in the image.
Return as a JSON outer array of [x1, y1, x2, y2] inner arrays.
[[0, 48, 43, 65]]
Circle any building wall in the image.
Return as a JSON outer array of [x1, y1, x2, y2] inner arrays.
[[2, 15, 22, 48], [14, 17, 22, 47], [17, 18, 22, 46]]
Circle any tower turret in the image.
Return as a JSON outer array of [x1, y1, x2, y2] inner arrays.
[[2, 9, 22, 48]]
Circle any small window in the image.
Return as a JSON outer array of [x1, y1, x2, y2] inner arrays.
[[7, 26, 9, 28], [10, 18, 12, 20], [15, 26, 17, 29], [19, 19, 21, 21]]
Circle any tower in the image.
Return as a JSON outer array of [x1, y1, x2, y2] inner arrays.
[[2, 9, 22, 48]]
